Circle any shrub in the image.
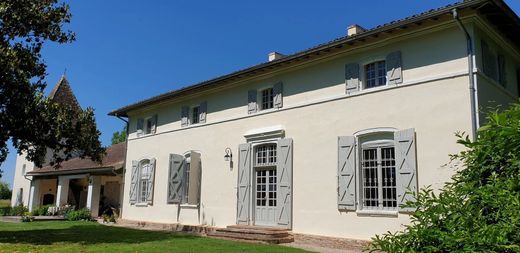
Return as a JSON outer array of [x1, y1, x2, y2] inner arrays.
[[9, 205, 28, 216], [65, 208, 92, 221], [21, 212, 34, 222], [0, 206, 11, 216], [31, 205, 51, 216], [369, 103, 520, 252]]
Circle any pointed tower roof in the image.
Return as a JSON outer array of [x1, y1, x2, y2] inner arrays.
[[48, 75, 81, 111]]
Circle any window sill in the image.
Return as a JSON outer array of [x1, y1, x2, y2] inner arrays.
[[356, 209, 398, 217], [180, 204, 199, 208], [135, 203, 150, 207]]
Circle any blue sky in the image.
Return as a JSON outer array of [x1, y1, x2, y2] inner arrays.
[[1, 0, 519, 188]]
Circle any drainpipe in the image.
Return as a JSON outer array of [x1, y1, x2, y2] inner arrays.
[[452, 8, 479, 141], [116, 115, 129, 218]]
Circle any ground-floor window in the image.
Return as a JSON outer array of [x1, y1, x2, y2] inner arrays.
[[139, 159, 151, 203], [361, 144, 397, 210]]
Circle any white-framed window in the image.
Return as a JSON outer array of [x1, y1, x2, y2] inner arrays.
[[191, 106, 200, 125], [181, 155, 192, 204], [138, 159, 152, 203], [364, 60, 387, 89], [136, 115, 157, 137], [260, 88, 274, 110], [254, 143, 277, 208], [360, 140, 397, 211]]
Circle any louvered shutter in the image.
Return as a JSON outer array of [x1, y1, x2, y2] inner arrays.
[[386, 51, 403, 85], [199, 101, 207, 123], [129, 160, 139, 204], [345, 63, 360, 94], [136, 118, 144, 137], [188, 151, 201, 205], [247, 90, 257, 114], [146, 158, 156, 204], [151, 115, 158, 134], [237, 143, 251, 224], [181, 106, 189, 127], [273, 82, 283, 109], [276, 138, 293, 228], [338, 136, 356, 211], [395, 128, 418, 212], [167, 154, 185, 204]]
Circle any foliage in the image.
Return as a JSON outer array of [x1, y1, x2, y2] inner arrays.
[[31, 205, 51, 216], [0, 221, 306, 253], [369, 103, 520, 253], [0, 204, 28, 216], [0, 181, 11, 199], [64, 208, 92, 221], [21, 212, 33, 222], [0, 0, 105, 172], [111, 127, 127, 145]]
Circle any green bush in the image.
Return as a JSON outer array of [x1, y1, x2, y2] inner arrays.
[[0, 206, 11, 216], [369, 103, 520, 252], [65, 208, 92, 221], [31, 205, 51, 216]]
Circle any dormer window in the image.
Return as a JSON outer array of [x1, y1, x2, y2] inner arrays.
[[365, 61, 386, 89]]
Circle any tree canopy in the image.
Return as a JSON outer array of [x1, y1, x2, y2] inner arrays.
[[111, 127, 127, 145], [0, 0, 105, 170], [369, 103, 520, 252]]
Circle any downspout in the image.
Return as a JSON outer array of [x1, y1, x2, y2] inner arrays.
[[116, 115, 129, 218], [452, 8, 479, 141]]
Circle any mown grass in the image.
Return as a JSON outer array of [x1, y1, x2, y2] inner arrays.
[[0, 221, 308, 253], [0, 199, 9, 208]]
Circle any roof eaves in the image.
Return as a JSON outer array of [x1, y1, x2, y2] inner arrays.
[[108, 0, 499, 117]]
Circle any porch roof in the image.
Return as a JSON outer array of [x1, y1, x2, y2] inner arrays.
[[27, 143, 126, 177]]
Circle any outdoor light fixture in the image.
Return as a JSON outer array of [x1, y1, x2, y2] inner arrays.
[[224, 148, 232, 162]]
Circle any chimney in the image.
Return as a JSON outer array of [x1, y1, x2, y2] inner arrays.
[[347, 24, 365, 36], [268, 52, 285, 62]]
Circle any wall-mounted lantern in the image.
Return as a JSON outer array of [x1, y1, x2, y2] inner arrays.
[[224, 148, 232, 162]]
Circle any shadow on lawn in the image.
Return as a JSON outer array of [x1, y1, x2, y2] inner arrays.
[[0, 223, 197, 246]]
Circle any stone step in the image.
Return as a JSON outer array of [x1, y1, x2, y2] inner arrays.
[[208, 225, 294, 244]]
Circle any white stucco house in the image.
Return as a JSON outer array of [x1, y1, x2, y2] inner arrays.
[[12, 0, 520, 241]]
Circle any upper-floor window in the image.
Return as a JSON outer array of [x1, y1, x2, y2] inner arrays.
[[261, 88, 274, 110], [481, 40, 506, 87], [365, 61, 387, 89], [137, 115, 157, 137], [191, 106, 200, 125], [181, 102, 207, 127]]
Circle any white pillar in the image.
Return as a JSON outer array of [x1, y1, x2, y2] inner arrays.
[[56, 177, 70, 207], [28, 179, 41, 212], [86, 176, 101, 217]]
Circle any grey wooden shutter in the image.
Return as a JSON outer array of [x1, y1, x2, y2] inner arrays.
[[345, 63, 360, 94], [199, 101, 207, 123], [136, 118, 144, 137], [237, 143, 251, 225], [146, 158, 156, 204], [273, 82, 283, 109], [247, 90, 257, 114], [167, 154, 185, 204], [395, 128, 418, 212], [386, 51, 403, 85], [188, 151, 202, 205], [151, 115, 158, 134], [181, 106, 189, 127], [129, 160, 139, 204], [338, 136, 356, 211], [276, 138, 293, 228]]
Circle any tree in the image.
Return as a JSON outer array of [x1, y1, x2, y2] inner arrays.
[[0, 181, 11, 200], [369, 103, 520, 252], [111, 127, 127, 145], [0, 0, 105, 171]]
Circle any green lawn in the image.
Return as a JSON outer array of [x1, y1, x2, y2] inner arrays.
[[0, 221, 308, 253], [0, 199, 10, 208]]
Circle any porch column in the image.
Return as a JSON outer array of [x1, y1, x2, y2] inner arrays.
[[86, 175, 101, 217], [56, 177, 70, 207], [28, 179, 41, 212]]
